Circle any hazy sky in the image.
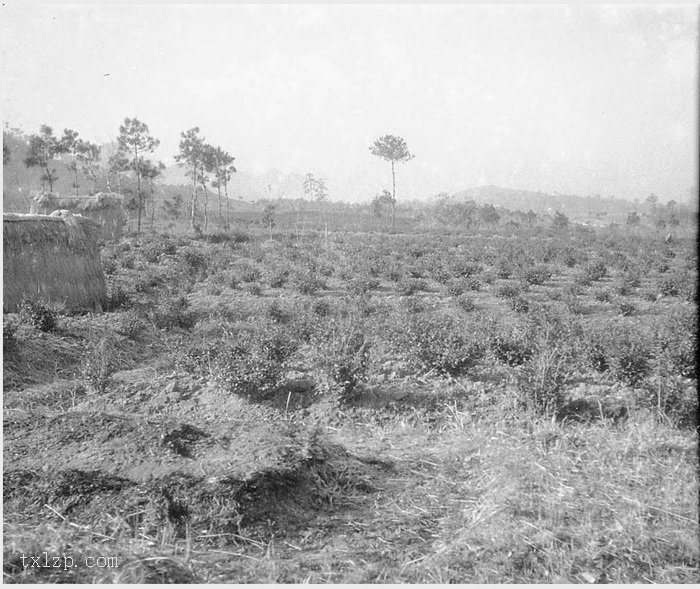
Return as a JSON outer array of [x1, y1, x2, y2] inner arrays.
[[2, 4, 697, 202]]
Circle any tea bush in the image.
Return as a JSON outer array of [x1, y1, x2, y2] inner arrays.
[[585, 259, 607, 282], [509, 296, 530, 313], [522, 265, 551, 286], [313, 317, 371, 403], [18, 300, 58, 333], [496, 283, 521, 299], [518, 345, 569, 414], [347, 275, 380, 297], [81, 337, 118, 394], [454, 294, 476, 313], [210, 328, 299, 399], [399, 313, 486, 377], [103, 285, 133, 312], [490, 331, 533, 367], [594, 288, 613, 303], [114, 309, 149, 340], [152, 296, 197, 330], [397, 278, 426, 296], [292, 267, 325, 295]]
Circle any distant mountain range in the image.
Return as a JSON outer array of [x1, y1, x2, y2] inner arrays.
[[448, 185, 637, 219]]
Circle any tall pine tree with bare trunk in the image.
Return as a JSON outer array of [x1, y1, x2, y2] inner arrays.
[[175, 127, 206, 236], [117, 118, 160, 233], [369, 134, 414, 228]]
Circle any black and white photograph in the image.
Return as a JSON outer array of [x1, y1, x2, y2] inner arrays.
[[2, 2, 698, 584]]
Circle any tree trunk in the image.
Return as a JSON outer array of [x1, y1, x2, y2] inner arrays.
[[150, 181, 156, 231], [203, 183, 209, 233], [217, 185, 222, 228], [391, 160, 396, 228], [73, 161, 79, 196], [190, 175, 199, 234], [135, 148, 142, 233], [224, 181, 230, 229]]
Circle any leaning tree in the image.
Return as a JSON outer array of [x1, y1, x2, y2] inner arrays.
[[369, 134, 414, 228]]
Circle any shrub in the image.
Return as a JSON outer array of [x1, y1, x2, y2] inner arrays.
[[152, 296, 197, 330], [18, 300, 58, 333], [455, 294, 476, 313], [509, 296, 530, 313], [81, 338, 118, 394], [103, 285, 133, 312], [585, 259, 607, 282], [518, 345, 569, 414], [397, 278, 426, 296], [451, 260, 482, 278], [386, 265, 404, 282], [446, 279, 466, 297], [573, 270, 592, 287], [403, 296, 426, 314], [347, 275, 379, 296], [267, 268, 289, 288], [496, 263, 513, 279], [293, 268, 325, 295], [121, 254, 136, 270], [594, 288, 613, 303], [102, 257, 118, 276], [491, 333, 532, 366], [657, 276, 679, 297], [267, 300, 293, 324], [134, 270, 163, 293], [655, 307, 697, 379], [230, 228, 252, 244], [612, 281, 630, 297], [314, 318, 371, 403], [203, 232, 233, 244], [607, 330, 652, 386], [467, 276, 482, 291], [235, 262, 262, 283], [431, 265, 452, 284], [317, 263, 335, 278], [497, 283, 521, 299], [522, 265, 551, 286], [401, 313, 485, 377], [114, 310, 148, 340], [182, 248, 208, 276], [312, 298, 333, 317], [207, 328, 299, 400], [645, 378, 698, 428]]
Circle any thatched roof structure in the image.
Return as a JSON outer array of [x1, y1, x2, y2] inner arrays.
[[3, 212, 106, 313], [29, 192, 126, 241]]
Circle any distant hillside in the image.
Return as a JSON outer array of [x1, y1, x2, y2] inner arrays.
[[450, 185, 636, 222]]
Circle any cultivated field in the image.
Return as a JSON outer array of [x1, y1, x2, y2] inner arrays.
[[3, 221, 698, 583]]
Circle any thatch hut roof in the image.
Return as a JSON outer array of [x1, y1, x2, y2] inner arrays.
[[30, 191, 125, 213], [3, 212, 106, 312], [29, 192, 126, 241]]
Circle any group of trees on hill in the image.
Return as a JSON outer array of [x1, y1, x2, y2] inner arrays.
[[22, 124, 102, 195], [4, 119, 240, 234], [174, 127, 237, 235]]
